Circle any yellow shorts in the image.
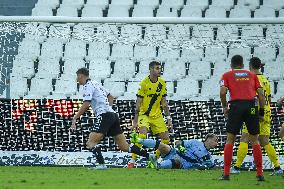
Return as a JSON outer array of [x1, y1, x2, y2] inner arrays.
[[242, 112, 271, 136], [138, 115, 168, 135]]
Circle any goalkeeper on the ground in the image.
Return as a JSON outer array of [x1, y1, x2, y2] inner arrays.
[[130, 133, 218, 169]]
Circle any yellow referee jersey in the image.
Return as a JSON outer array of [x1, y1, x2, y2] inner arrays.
[[136, 76, 167, 118]]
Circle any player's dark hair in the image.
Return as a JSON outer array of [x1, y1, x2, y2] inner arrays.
[[76, 67, 89, 76], [149, 61, 161, 69], [231, 55, 243, 68], [204, 133, 216, 141], [249, 57, 262, 69]]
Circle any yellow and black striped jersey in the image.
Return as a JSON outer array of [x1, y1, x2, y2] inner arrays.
[[136, 76, 167, 118], [257, 74, 271, 111]]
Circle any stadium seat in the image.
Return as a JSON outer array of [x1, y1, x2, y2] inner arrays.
[[96, 24, 119, 42], [144, 25, 167, 43], [167, 25, 191, 45], [107, 5, 130, 17], [205, 6, 227, 18], [253, 47, 276, 62], [216, 24, 239, 42], [36, 57, 61, 79], [111, 59, 136, 80], [211, 0, 234, 11], [204, 47, 227, 62], [180, 6, 203, 17], [41, 39, 64, 59], [181, 48, 203, 62], [237, 0, 260, 10], [111, 0, 133, 7], [173, 78, 199, 99], [85, 0, 108, 9], [157, 48, 180, 61], [133, 45, 156, 60], [240, 25, 264, 47], [120, 24, 143, 43], [161, 0, 184, 8], [263, 0, 284, 10], [162, 60, 186, 80], [230, 6, 251, 18], [56, 5, 78, 17], [11, 57, 35, 78], [136, 0, 159, 8], [103, 80, 125, 98], [32, 7, 53, 16], [188, 61, 211, 80], [24, 23, 48, 43], [81, 6, 103, 17], [191, 25, 214, 43], [64, 39, 86, 59], [35, 0, 59, 9], [132, 5, 154, 17], [156, 6, 179, 17], [61, 0, 84, 9], [186, 0, 209, 10], [88, 59, 111, 80], [279, 9, 284, 17], [88, 42, 110, 58], [63, 58, 86, 74], [9, 76, 28, 98], [111, 44, 133, 59], [254, 6, 276, 17], [48, 24, 71, 43], [228, 47, 251, 62], [201, 77, 220, 100], [28, 77, 53, 97], [54, 76, 78, 96], [213, 60, 231, 77]]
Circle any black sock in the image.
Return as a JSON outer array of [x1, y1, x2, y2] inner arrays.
[[92, 146, 105, 164], [130, 144, 149, 159]]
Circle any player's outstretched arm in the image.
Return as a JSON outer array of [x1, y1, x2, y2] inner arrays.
[[70, 101, 91, 129]]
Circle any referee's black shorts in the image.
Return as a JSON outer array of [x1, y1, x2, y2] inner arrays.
[[226, 100, 260, 135], [91, 112, 123, 136]]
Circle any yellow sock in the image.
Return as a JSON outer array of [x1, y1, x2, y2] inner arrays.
[[264, 143, 280, 168], [155, 139, 170, 158], [235, 142, 248, 168], [131, 133, 146, 160]]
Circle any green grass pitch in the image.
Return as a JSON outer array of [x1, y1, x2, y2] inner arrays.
[[0, 167, 284, 189]]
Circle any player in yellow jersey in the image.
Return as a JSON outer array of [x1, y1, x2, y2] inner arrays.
[[128, 61, 173, 168], [277, 97, 284, 140], [231, 57, 283, 175]]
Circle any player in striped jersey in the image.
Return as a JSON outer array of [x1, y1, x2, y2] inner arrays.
[[231, 57, 283, 175]]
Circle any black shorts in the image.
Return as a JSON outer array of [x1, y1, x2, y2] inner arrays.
[[226, 100, 259, 135], [92, 112, 123, 137]]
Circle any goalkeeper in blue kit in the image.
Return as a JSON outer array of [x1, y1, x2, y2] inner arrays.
[[131, 133, 218, 169]]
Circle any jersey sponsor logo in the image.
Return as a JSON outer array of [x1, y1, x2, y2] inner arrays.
[[219, 80, 224, 86], [234, 72, 249, 77]]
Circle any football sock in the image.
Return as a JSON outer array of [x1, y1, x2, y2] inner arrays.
[[92, 146, 105, 165], [131, 133, 146, 161], [129, 143, 149, 159], [264, 143, 280, 168], [235, 142, 248, 168], [223, 144, 233, 176], [253, 144, 263, 176]]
